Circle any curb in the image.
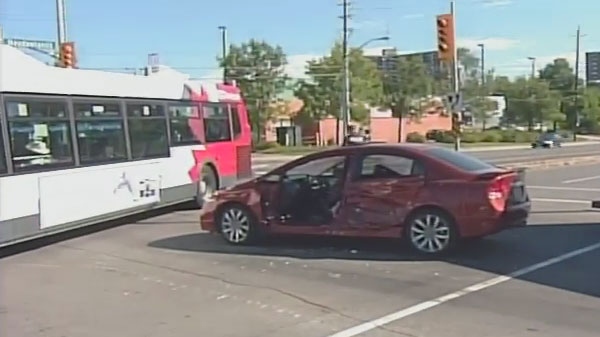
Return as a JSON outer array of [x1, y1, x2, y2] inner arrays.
[[253, 141, 600, 158], [503, 155, 600, 170]]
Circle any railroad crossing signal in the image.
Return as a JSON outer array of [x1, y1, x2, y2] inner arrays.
[[436, 13, 455, 63], [58, 41, 77, 68]]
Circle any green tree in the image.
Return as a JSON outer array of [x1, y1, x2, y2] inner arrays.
[[580, 86, 600, 133], [294, 42, 383, 124], [458, 47, 480, 80], [501, 77, 561, 129], [381, 55, 432, 118], [539, 58, 577, 92], [220, 39, 288, 140]]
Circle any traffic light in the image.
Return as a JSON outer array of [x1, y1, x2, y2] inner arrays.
[[451, 111, 462, 135], [58, 42, 77, 68], [436, 14, 455, 63]]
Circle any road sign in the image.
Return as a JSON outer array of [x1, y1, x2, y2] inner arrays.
[[3, 38, 56, 52], [446, 92, 462, 112]]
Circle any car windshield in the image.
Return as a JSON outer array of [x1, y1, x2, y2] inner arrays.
[[539, 133, 557, 141], [427, 147, 497, 172]]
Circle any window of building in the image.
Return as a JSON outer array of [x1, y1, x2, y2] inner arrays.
[[126, 103, 169, 159], [203, 103, 231, 143], [73, 101, 126, 164], [230, 105, 242, 138], [168, 103, 203, 146], [5, 98, 74, 172]]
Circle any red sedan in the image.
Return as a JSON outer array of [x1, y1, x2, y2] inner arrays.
[[200, 143, 531, 255]]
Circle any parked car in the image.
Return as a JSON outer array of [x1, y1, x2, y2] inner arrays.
[[531, 132, 563, 148], [200, 144, 531, 255]]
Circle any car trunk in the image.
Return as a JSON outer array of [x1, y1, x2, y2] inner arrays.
[[474, 167, 529, 206]]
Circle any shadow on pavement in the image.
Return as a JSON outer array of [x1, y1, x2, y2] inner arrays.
[[149, 222, 600, 298]]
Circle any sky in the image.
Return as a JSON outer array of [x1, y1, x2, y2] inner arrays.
[[2, 0, 600, 81]]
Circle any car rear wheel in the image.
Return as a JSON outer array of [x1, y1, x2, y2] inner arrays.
[[406, 209, 457, 255], [217, 205, 259, 245]]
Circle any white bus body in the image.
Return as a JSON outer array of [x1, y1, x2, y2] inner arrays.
[[0, 44, 252, 246]]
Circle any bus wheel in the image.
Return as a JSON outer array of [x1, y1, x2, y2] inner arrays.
[[196, 165, 218, 208]]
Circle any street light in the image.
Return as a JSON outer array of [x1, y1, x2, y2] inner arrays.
[[357, 36, 390, 50], [341, 35, 390, 143], [477, 43, 485, 87], [527, 56, 536, 79], [218, 26, 228, 83]]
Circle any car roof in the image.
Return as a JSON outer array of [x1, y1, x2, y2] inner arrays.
[[310, 142, 437, 158]]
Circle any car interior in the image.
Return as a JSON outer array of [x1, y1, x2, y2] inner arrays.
[[277, 161, 346, 225], [268, 154, 426, 226]]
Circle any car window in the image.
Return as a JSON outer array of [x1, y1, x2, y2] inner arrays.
[[427, 147, 496, 172], [286, 155, 346, 176], [357, 154, 422, 180]]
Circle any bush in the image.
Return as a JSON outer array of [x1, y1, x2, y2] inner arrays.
[[254, 141, 280, 151], [480, 130, 502, 142], [406, 132, 426, 143], [428, 129, 541, 144], [434, 130, 456, 143], [460, 132, 482, 143]]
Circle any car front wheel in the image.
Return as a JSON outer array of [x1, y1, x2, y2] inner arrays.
[[406, 210, 457, 255], [217, 205, 259, 245]]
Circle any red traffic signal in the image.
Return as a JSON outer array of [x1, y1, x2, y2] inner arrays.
[[436, 14, 455, 62], [59, 42, 77, 68]]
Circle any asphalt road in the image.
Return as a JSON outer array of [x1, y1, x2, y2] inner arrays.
[[1, 163, 599, 337], [251, 142, 600, 175]]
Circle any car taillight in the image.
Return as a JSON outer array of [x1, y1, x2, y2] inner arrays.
[[487, 175, 514, 212]]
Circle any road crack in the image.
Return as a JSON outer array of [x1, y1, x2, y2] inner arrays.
[[59, 243, 415, 336]]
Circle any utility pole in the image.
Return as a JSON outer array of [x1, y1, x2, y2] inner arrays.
[[218, 26, 228, 83], [450, 1, 460, 151], [55, 0, 67, 45], [341, 0, 351, 143], [573, 25, 581, 141], [478, 43, 485, 88]]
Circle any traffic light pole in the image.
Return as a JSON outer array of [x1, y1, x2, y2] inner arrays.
[[450, 1, 461, 151], [55, 0, 67, 45]]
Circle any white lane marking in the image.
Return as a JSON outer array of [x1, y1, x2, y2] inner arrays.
[[528, 185, 600, 192], [531, 198, 591, 204], [325, 241, 600, 337], [562, 175, 600, 184]]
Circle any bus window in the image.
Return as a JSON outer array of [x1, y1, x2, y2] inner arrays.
[[203, 103, 231, 143], [4, 98, 74, 172], [168, 103, 203, 146], [126, 103, 169, 160], [73, 101, 127, 164], [230, 105, 242, 138], [0, 125, 7, 174]]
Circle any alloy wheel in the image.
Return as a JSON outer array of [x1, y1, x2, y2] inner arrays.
[[409, 213, 452, 254], [220, 208, 251, 244]]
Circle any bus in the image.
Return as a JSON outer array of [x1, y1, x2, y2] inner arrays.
[[0, 44, 252, 247]]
